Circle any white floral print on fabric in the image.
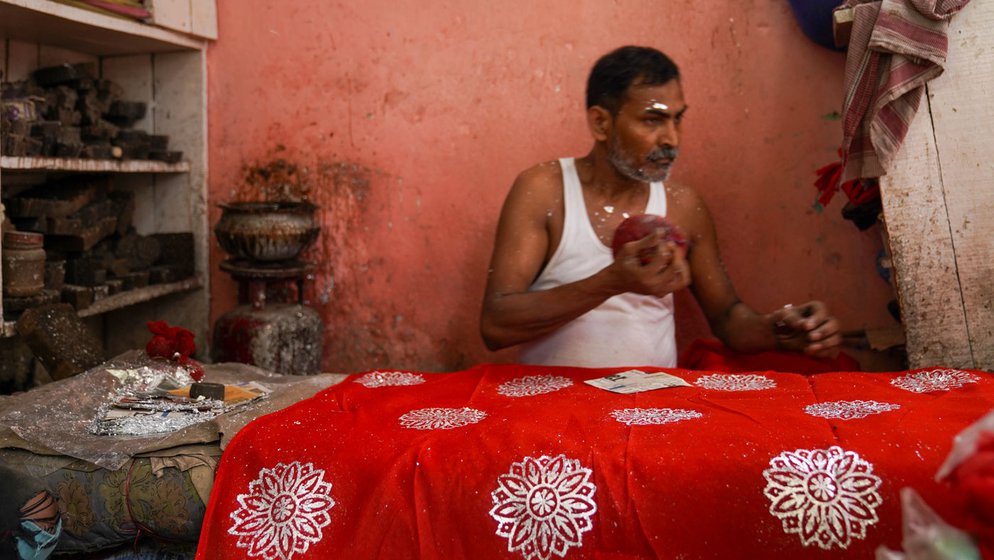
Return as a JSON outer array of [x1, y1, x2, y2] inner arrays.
[[694, 373, 777, 391], [399, 407, 487, 430], [355, 370, 425, 388], [805, 400, 901, 420], [763, 446, 882, 550], [497, 375, 573, 397], [490, 454, 597, 560], [229, 462, 336, 560], [610, 408, 703, 426], [891, 368, 980, 393]]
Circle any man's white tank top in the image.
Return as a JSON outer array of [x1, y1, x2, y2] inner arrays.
[[519, 157, 677, 368]]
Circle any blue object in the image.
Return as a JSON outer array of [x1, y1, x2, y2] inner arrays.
[[788, 0, 847, 52], [15, 518, 61, 560]]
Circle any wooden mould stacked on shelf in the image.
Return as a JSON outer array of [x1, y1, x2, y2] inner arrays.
[[0, 0, 214, 355]]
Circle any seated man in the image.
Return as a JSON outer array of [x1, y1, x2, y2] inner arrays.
[[480, 45, 841, 368]]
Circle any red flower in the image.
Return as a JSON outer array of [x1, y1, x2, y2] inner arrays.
[[146, 321, 204, 381]]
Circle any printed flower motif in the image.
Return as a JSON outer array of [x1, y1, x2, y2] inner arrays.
[[56, 479, 96, 536], [355, 370, 425, 388], [229, 462, 336, 560], [610, 408, 702, 426], [763, 446, 882, 550], [891, 368, 980, 393], [694, 373, 777, 391], [150, 478, 192, 534], [399, 407, 487, 430], [490, 454, 598, 560], [498, 375, 573, 397], [805, 400, 901, 420]]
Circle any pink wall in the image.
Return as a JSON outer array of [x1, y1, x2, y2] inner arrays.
[[207, 1, 897, 373]]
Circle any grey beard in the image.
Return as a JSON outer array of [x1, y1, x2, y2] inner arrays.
[[608, 138, 678, 182]]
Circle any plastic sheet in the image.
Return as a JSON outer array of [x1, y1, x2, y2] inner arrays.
[[0, 351, 346, 470]]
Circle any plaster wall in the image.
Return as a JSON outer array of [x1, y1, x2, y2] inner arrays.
[[207, 0, 897, 373]]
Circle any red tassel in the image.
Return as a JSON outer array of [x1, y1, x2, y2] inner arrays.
[[813, 160, 843, 206], [814, 148, 880, 209]]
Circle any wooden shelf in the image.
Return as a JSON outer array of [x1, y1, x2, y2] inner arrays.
[[1, 156, 190, 173], [0, 0, 203, 55], [2, 275, 202, 337]]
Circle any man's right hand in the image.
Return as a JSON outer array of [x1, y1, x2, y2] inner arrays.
[[610, 233, 690, 297]]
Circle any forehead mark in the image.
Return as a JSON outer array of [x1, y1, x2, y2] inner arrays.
[[649, 102, 669, 112]]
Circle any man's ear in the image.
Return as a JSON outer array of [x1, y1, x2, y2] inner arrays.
[[586, 106, 611, 142]]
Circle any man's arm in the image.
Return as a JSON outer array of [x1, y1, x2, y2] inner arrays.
[[678, 186, 841, 357], [480, 168, 689, 351]]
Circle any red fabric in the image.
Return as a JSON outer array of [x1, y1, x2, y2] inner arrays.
[[947, 431, 994, 554], [197, 363, 993, 559], [678, 338, 861, 374]]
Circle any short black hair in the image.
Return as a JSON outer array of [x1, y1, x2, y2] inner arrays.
[[585, 46, 680, 115]]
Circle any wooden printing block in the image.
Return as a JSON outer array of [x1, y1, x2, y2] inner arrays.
[[150, 233, 194, 278], [5, 180, 101, 218], [118, 271, 150, 291], [10, 217, 47, 234], [97, 79, 123, 103], [44, 216, 117, 252], [113, 129, 150, 159], [116, 231, 160, 270], [81, 143, 115, 159], [108, 191, 135, 234], [47, 199, 117, 235], [81, 119, 119, 142], [69, 77, 96, 92], [53, 107, 81, 127], [149, 151, 183, 164], [54, 142, 83, 158], [3, 134, 29, 156], [147, 134, 169, 151], [51, 86, 78, 111], [31, 63, 96, 87], [91, 284, 109, 302], [7, 119, 31, 136], [0, 336, 38, 392], [105, 278, 123, 295], [31, 120, 61, 141], [31, 121, 60, 155], [190, 382, 226, 401], [1, 290, 60, 320], [148, 265, 177, 284], [15, 303, 104, 380], [60, 284, 94, 310], [113, 139, 150, 160], [24, 136, 43, 156], [107, 258, 131, 278], [65, 258, 107, 286], [55, 126, 81, 145], [104, 100, 146, 127], [76, 88, 106, 125], [44, 260, 65, 290]]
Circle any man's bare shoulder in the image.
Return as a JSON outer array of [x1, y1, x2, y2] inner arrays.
[[513, 160, 563, 191], [665, 181, 708, 215], [665, 181, 713, 235], [504, 160, 565, 212]]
